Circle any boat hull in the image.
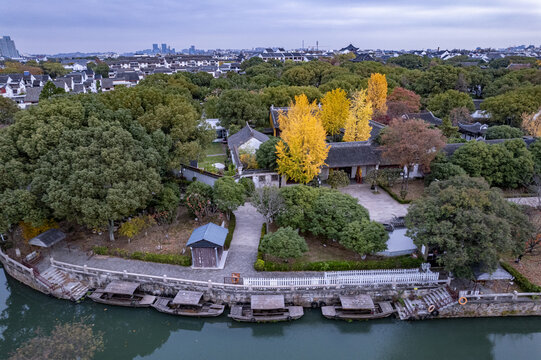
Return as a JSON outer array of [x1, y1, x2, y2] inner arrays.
[[228, 305, 304, 323], [151, 297, 225, 317], [89, 290, 156, 308], [321, 302, 396, 320]]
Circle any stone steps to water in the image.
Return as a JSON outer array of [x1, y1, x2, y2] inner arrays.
[[41, 267, 89, 301]]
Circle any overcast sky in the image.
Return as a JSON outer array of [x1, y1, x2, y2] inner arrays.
[[3, 0, 541, 54]]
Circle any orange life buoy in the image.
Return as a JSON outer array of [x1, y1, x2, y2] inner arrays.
[[459, 297, 468, 305], [428, 305, 436, 313]]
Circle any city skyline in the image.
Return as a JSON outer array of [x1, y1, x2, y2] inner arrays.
[[3, 0, 541, 54]]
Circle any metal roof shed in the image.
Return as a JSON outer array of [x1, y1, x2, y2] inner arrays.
[[187, 223, 228, 268], [28, 229, 66, 248], [172, 290, 204, 305], [340, 295, 375, 310]]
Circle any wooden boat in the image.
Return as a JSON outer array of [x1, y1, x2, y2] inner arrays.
[[152, 290, 224, 317], [228, 295, 304, 323], [89, 281, 156, 308], [321, 295, 396, 320]]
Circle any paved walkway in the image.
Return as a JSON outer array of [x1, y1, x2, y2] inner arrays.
[[507, 197, 540, 208], [340, 184, 409, 223], [48, 204, 265, 282]]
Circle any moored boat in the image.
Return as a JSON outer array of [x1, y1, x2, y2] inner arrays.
[[321, 295, 396, 320], [152, 290, 224, 317], [228, 295, 304, 323], [89, 281, 156, 308]]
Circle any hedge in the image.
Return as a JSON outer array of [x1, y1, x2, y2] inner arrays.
[[224, 213, 236, 250], [378, 183, 412, 204], [254, 254, 423, 272], [92, 246, 191, 266], [500, 261, 541, 292]]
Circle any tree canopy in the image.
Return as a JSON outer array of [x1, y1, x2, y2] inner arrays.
[[406, 176, 532, 278]]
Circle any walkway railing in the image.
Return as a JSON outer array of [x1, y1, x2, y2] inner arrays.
[[459, 290, 541, 301], [50, 258, 447, 290], [244, 270, 441, 287]]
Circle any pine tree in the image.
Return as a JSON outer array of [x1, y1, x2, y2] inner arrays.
[[343, 89, 373, 142]]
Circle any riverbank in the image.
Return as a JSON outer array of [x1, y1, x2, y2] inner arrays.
[[2, 268, 541, 360]]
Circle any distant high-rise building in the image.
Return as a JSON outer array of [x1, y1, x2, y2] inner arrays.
[[152, 43, 159, 53], [189, 45, 196, 55], [0, 36, 20, 58], [161, 43, 167, 54]]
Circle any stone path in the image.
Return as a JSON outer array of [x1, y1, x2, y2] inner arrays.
[[49, 204, 265, 283], [507, 197, 540, 208], [340, 184, 409, 223]]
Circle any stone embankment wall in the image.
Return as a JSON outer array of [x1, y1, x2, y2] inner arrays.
[[440, 300, 541, 318], [77, 270, 438, 307]]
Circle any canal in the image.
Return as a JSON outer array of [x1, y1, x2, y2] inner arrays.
[[1, 268, 541, 360]]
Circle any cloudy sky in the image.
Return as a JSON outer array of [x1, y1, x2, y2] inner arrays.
[[3, 0, 541, 54]]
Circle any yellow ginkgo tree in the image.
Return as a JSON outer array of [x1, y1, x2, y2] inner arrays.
[[343, 89, 373, 142], [276, 94, 329, 184], [320, 88, 350, 136], [367, 73, 388, 116]]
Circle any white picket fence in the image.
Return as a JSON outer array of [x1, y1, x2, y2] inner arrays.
[[243, 269, 441, 287]]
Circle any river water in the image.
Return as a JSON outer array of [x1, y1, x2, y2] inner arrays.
[[1, 268, 541, 360]]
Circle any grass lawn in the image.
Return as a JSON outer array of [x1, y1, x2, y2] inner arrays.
[[388, 179, 425, 202], [204, 142, 226, 156]]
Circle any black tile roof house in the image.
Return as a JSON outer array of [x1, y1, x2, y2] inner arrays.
[[402, 111, 443, 126], [227, 124, 269, 170], [458, 122, 488, 140]]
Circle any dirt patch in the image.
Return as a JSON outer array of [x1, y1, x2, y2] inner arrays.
[[388, 179, 425, 201], [7, 207, 228, 258]]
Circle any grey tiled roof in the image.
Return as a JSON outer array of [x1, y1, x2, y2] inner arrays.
[[403, 111, 442, 126], [458, 122, 488, 135], [227, 124, 269, 150], [326, 141, 385, 167], [442, 138, 537, 156], [24, 87, 42, 103]]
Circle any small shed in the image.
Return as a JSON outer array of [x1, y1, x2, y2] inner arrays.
[[28, 229, 66, 248], [187, 223, 228, 268]]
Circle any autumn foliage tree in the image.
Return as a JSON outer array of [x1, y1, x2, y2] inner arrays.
[[343, 89, 373, 142], [367, 73, 388, 116], [522, 108, 541, 137], [386, 87, 421, 119], [320, 88, 350, 136], [276, 95, 329, 184], [381, 118, 446, 197]]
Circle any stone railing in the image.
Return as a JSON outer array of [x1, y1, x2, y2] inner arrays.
[[459, 290, 541, 302], [51, 258, 448, 291]]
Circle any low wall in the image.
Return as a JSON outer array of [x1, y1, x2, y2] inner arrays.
[[440, 298, 541, 318], [181, 165, 221, 186]]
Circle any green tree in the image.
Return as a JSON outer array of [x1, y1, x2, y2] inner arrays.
[[327, 169, 350, 189], [339, 220, 388, 256], [481, 86, 541, 127], [282, 66, 315, 86], [256, 137, 280, 170], [40, 61, 70, 78], [405, 176, 532, 278], [239, 177, 255, 197], [427, 89, 475, 119], [0, 96, 19, 125], [213, 176, 246, 219], [9, 321, 104, 360], [387, 54, 430, 69], [424, 161, 466, 185], [259, 226, 308, 259], [40, 81, 65, 100], [486, 125, 523, 140], [215, 89, 267, 129], [185, 181, 215, 221], [451, 139, 534, 188], [87, 61, 110, 78], [276, 185, 319, 231]]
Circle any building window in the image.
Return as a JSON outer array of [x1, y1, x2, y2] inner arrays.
[[259, 175, 266, 182], [271, 175, 279, 181]]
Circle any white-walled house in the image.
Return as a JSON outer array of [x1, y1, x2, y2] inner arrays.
[[227, 124, 269, 172]]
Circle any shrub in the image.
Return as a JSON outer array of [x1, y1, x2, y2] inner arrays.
[[91, 246, 191, 266], [254, 254, 423, 272], [486, 125, 523, 140], [500, 262, 541, 292], [118, 215, 156, 240], [224, 213, 236, 249], [339, 220, 388, 256], [20, 219, 59, 241], [185, 181, 215, 220], [424, 162, 466, 185], [259, 227, 308, 259], [327, 169, 350, 189], [239, 177, 255, 197]]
